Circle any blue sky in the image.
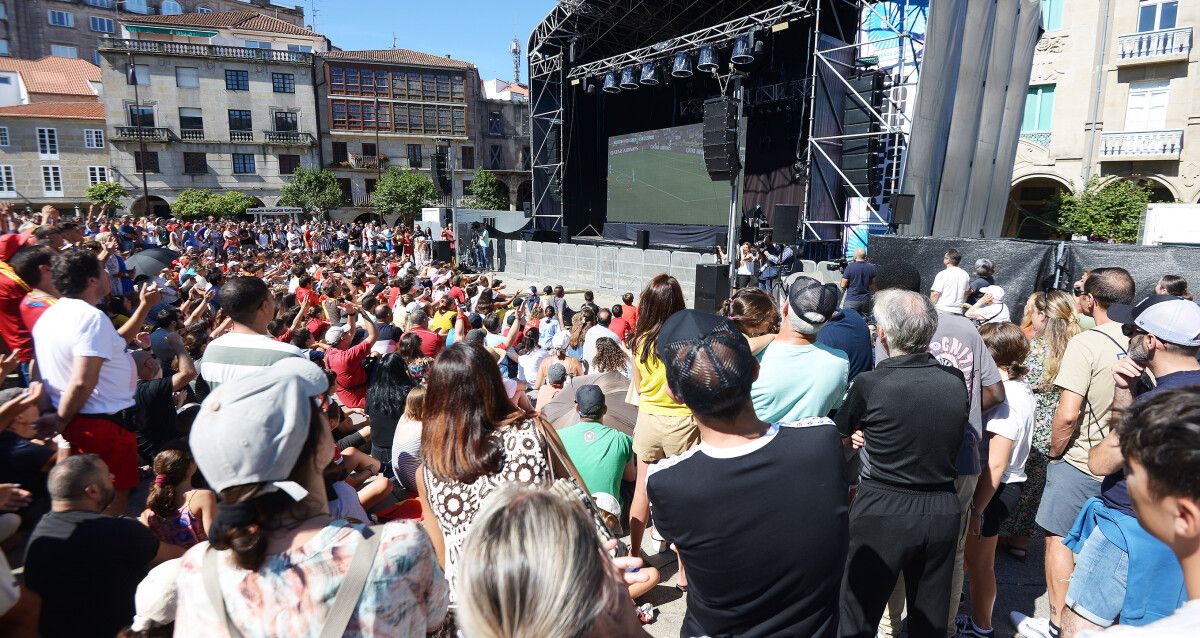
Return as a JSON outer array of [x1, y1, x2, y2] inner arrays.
[[306, 0, 559, 82]]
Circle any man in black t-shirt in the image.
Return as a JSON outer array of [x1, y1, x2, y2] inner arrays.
[[131, 330, 196, 462], [24, 455, 182, 638], [840, 248, 876, 313], [835, 289, 969, 638], [646, 310, 848, 638]]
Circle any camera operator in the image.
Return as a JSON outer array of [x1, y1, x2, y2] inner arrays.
[[759, 241, 794, 296]]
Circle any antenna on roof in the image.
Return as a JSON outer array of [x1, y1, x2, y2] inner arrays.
[[308, 0, 319, 32], [392, 33, 397, 50], [511, 36, 520, 85]]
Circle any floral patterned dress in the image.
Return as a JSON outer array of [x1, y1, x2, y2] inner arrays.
[[424, 418, 551, 602], [1000, 337, 1058, 537]]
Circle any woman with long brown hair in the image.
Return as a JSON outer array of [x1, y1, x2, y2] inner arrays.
[[415, 342, 553, 602], [627, 274, 694, 584], [999, 289, 1081, 558], [138, 449, 216, 549]]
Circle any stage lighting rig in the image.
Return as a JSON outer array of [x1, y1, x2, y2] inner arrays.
[[671, 51, 694, 78], [697, 45, 720, 73], [619, 66, 639, 89], [639, 62, 660, 86], [602, 71, 620, 93]]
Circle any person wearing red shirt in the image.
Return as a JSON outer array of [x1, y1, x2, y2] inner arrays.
[[0, 246, 45, 384], [609, 304, 632, 342], [406, 308, 445, 357], [440, 226, 455, 251], [447, 276, 467, 306], [13, 246, 58, 333], [322, 310, 377, 409], [294, 276, 315, 306], [620, 292, 640, 330]]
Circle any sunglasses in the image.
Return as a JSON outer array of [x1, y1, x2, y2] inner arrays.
[[1121, 324, 1148, 338]]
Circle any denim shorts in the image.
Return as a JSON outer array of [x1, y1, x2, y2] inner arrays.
[[1065, 526, 1128, 627]]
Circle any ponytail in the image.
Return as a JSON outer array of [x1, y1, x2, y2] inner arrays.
[[146, 449, 191, 520]]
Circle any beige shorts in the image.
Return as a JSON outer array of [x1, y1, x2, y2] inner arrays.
[[633, 411, 700, 462]]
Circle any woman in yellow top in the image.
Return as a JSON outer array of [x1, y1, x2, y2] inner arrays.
[[628, 273, 696, 580]]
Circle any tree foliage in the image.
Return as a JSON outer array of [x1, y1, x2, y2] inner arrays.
[[85, 181, 128, 210], [278, 167, 345, 217], [465, 168, 510, 210], [172, 189, 257, 219], [1050, 177, 1150, 244], [370, 168, 438, 225]]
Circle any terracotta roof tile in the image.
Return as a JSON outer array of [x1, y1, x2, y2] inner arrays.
[[321, 49, 476, 70], [0, 57, 101, 97], [0, 102, 105, 120], [124, 10, 322, 38]]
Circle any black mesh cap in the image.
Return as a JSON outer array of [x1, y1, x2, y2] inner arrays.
[[655, 310, 755, 418], [787, 276, 840, 328]]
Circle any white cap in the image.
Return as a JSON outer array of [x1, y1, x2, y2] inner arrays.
[[551, 331, 570, 349], [981, 285, 1005, 303]]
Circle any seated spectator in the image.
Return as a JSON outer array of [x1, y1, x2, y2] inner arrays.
[[609, 304, 632, 342], [590, 336, 631, 378], [558, 385, 635, 510], [174, 357, 447, 636], [398, 332, 432, 383], [390, 386, 426, 494], [582, 308, 621, 365], [363, 352, 414, 474], [534, 331, 585, 389], [24, 455, 183, 638], [457, 485, 651, 638], [199, 276, 302, 390], [0, 384, 63, 527], [537, 363, 569, 409], [648, 310, 849, 636], [965, 285, 1012, 325], [516, 327, 549, 384], [138, 449, 215, 549]]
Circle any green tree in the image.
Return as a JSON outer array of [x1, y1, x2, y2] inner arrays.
[[1050, 177, 1151, 244], [464, 168, 510, 210], [214, 191, 256, 218], [278, 167, 345, 217], [370, 167, 438, 225], [172, 188, 217, 219], [85, 181, 128, 211]]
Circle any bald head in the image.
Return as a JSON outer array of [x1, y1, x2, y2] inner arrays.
[[47, 454, 109, 503], [854, 248, 866, 261]]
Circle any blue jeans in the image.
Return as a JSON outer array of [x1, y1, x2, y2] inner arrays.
[[476, 245, 489, 270], [1066, 525, 1128, 627], [17, 360, 31, 387]]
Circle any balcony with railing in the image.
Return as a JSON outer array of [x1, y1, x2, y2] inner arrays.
[[179, 128, 204, 141], [229, 130, 255, 143], [1099, 130, 1183, 161], [111, 126, 175, 142], [1115, 27, 1192, 66], [263, 131, 315, 146], [98, 38, 313, 65]]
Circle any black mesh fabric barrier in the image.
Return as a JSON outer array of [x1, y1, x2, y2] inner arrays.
[[867, 235, 1058, 321], [1064, 243, 1200, 300]]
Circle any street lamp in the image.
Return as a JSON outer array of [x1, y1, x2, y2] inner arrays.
[[111, 0, 151, 216]]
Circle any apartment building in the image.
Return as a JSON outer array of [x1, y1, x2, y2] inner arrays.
[[0, 0, 304, 66], [97, 10, 326, 215], [0, 56, 106, 213], [479, 78, 531, 211], [1008, 0, 1196, 237], [315, 49, 481, 213]]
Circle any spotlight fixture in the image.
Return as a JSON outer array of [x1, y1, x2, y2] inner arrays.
[[671, 51, 693, 78], [602, 71, 620, 93], [697, 45, 719, 73], [619, 66, 638, 90], [586, 79, 596, 94], [639, 61, 659, 86], [731, 32, 755, 65]]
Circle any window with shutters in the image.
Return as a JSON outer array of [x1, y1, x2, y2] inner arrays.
[[1022, 85, 1055, 132], [176, 67, 199, 88], [48, 11, 74, 28], [183, 153, 208, 175]]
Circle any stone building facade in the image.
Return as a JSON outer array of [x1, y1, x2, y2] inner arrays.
[[478, 79, 531, 211], [97, 11, 326, 215], [0, 0, 303, 65], [0, 103, 110, 214], [1008, 0, 1198, 237]]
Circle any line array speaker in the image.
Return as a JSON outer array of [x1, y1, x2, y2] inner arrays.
[[772, 204, 800, 245], [703, 96, 740, 181]]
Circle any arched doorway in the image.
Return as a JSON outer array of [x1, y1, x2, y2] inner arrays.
[[1133, 177, 1176, 203], [353, 213, 376, 224], [131, 195, 171, 218], [1004, 176, 1071, 239], [516, 180, 532, 212], [495, 180, 512, 210]]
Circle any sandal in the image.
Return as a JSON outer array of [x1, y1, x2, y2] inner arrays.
[[999, 538, 1028, 561]]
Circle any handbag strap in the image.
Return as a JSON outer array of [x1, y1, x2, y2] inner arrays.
[[318, 524, 384, 638], [532, 416, 587, 487], [202, 546, 244, 638]]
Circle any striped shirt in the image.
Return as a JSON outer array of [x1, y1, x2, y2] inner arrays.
[[199, 332, 303, 390]]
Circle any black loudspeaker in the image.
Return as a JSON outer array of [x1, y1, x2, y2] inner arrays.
[[714, 232, 727, 250], [433, 147, 451, 195], [890, 193, 915, 226], [432, 240, 453, 262], [772, 204, 800, 245], [560, 225, 570, 244], [695, 263, 731, 314], [456, 222, 475, 266], [635, 229, 650, 249], [703, 96, 740, 181]]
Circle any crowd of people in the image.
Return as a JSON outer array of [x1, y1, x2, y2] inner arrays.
[[0, 202, 1198, 638]]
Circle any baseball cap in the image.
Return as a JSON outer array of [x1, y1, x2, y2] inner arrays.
[[981, 285, 1006, 303], [575, 384, 606, 418], [547, 362, 568, 385], [551, 331, 570, 349], [655, 310, 755, 417], [786, 276, 839, 334], [130, 559, 182, 633], [324, 325, 347, 344], [1109, 295, 1200, 347], [189, 357, 328, 501]]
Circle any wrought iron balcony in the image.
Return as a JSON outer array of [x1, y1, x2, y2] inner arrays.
[[179, 128, 205, 141], [1115, 27, 1192, 66], [263, 131, 315, 146], [1020, 131, 1051, 147], [99, 38, 313, 65], [1099, 130, 1183, 161], [111, 126, 175, 142], [230, 130, 255, 143]]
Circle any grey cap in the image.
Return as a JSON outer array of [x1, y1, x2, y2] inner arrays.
[[787, 276, 839, 334], [189, 357, 328, 502], [324, 325, 347, 344], [547, 362, 568, 384]]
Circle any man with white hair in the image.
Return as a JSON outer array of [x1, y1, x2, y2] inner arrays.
[[837, 289, 970, 638], [751, 276, 849, 422]]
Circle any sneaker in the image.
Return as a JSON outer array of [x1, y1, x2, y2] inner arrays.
[[1011, 612, 1051, 638], [636, 603, 657, 624]]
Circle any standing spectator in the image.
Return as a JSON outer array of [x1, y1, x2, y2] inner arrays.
[[648, 310, 848, 636], [558, 385, 634, 509], [33, 250, 139, 515], [0, 245, 43, 386], [816, 305, 873, 382], [837, 289, 969, 638], [322, 310, 378, 410], [930, 248, 971, 314], [1056, 294, 1200, 636], [174, 357, 447, 636], [751, 276, 849, 422], [199, 276, 302, 391], [548, 285, 573, 325], [1028, 267, 1135, 638], [966, 258, 997, 305], [620, 291, 639, 329], [840, 247, 876, 313], [415, 343, 552, 602], [961, 323, 1035, 638], [1153, 274, 1192, 300], [24, 455, 182, 638], [609, 304, 632, 342], [582, 308, 620, 366], [11, 245, 58, 354], [130, 331, 197, 461]]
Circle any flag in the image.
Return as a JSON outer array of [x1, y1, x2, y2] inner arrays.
[[126, 63, 138, 85]]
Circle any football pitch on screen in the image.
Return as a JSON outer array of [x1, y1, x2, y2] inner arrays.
[[607, 149, 729, 226]]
